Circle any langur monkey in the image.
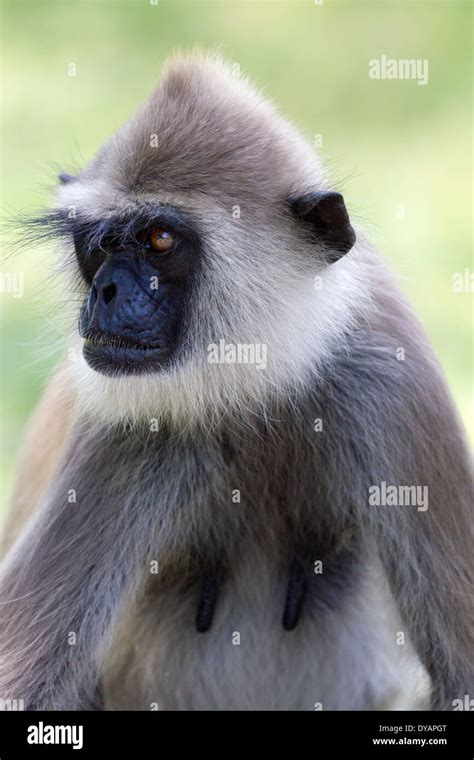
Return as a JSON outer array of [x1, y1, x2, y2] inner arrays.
[[1, 53, 472, 711]]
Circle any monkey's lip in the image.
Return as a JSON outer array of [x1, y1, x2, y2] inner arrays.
[[82, 333, 170, 376], [83, 330, 158, 352]]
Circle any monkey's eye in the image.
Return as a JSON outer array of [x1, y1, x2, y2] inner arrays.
[[149, 228, 175, 253]]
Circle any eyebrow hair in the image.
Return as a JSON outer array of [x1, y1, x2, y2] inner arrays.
[[22, 202, 200, 256]]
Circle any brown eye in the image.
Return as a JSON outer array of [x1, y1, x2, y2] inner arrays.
[[149, 228, 174, 252]]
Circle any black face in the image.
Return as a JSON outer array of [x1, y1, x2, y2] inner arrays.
[[71, 204, 201, 376]]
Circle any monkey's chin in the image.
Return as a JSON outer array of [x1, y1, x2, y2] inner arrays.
[[83, 340, 171, 376]]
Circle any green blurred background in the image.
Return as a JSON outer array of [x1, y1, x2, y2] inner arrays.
[[1, 0, 472, 516]]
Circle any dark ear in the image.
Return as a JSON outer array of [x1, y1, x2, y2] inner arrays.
[[288, 191, 356, 262], [58, 172, 77, 185]]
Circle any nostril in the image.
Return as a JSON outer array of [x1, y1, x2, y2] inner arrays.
[[102, 283, 116, 305]]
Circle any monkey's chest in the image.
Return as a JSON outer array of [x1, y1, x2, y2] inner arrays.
[[103, 550, 397, 710]]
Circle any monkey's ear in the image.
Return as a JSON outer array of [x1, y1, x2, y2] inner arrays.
[[58, 172, 77, 185], [288, 191, 356, 262]]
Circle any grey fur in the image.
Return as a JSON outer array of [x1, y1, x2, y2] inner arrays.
[[1, 53, 472, 710]]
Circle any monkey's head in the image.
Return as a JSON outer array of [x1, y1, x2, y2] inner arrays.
[[48, 54, 364, 425]]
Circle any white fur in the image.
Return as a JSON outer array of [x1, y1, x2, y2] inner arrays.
[[67, 244, 371, 428]]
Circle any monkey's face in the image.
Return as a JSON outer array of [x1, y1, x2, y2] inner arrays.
[[74, 205, 201, 376], [44, 54, 361, 423]]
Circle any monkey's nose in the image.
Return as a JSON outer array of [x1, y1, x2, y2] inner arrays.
[[85, 258, 158, 338]]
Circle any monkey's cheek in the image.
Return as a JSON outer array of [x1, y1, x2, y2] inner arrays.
[[82, 340, 172, 376]]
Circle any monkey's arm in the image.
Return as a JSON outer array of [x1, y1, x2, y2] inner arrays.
[[1, 361, 75, 555], [0, 421, 146, 709], [319, 335, 474, 710], [0, 419, 201, 710]]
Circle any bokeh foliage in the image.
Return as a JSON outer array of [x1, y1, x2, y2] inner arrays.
[[1, 0, 472, 512]]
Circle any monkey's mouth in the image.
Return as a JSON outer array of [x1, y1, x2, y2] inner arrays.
[[82, 331, 171, 376]]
